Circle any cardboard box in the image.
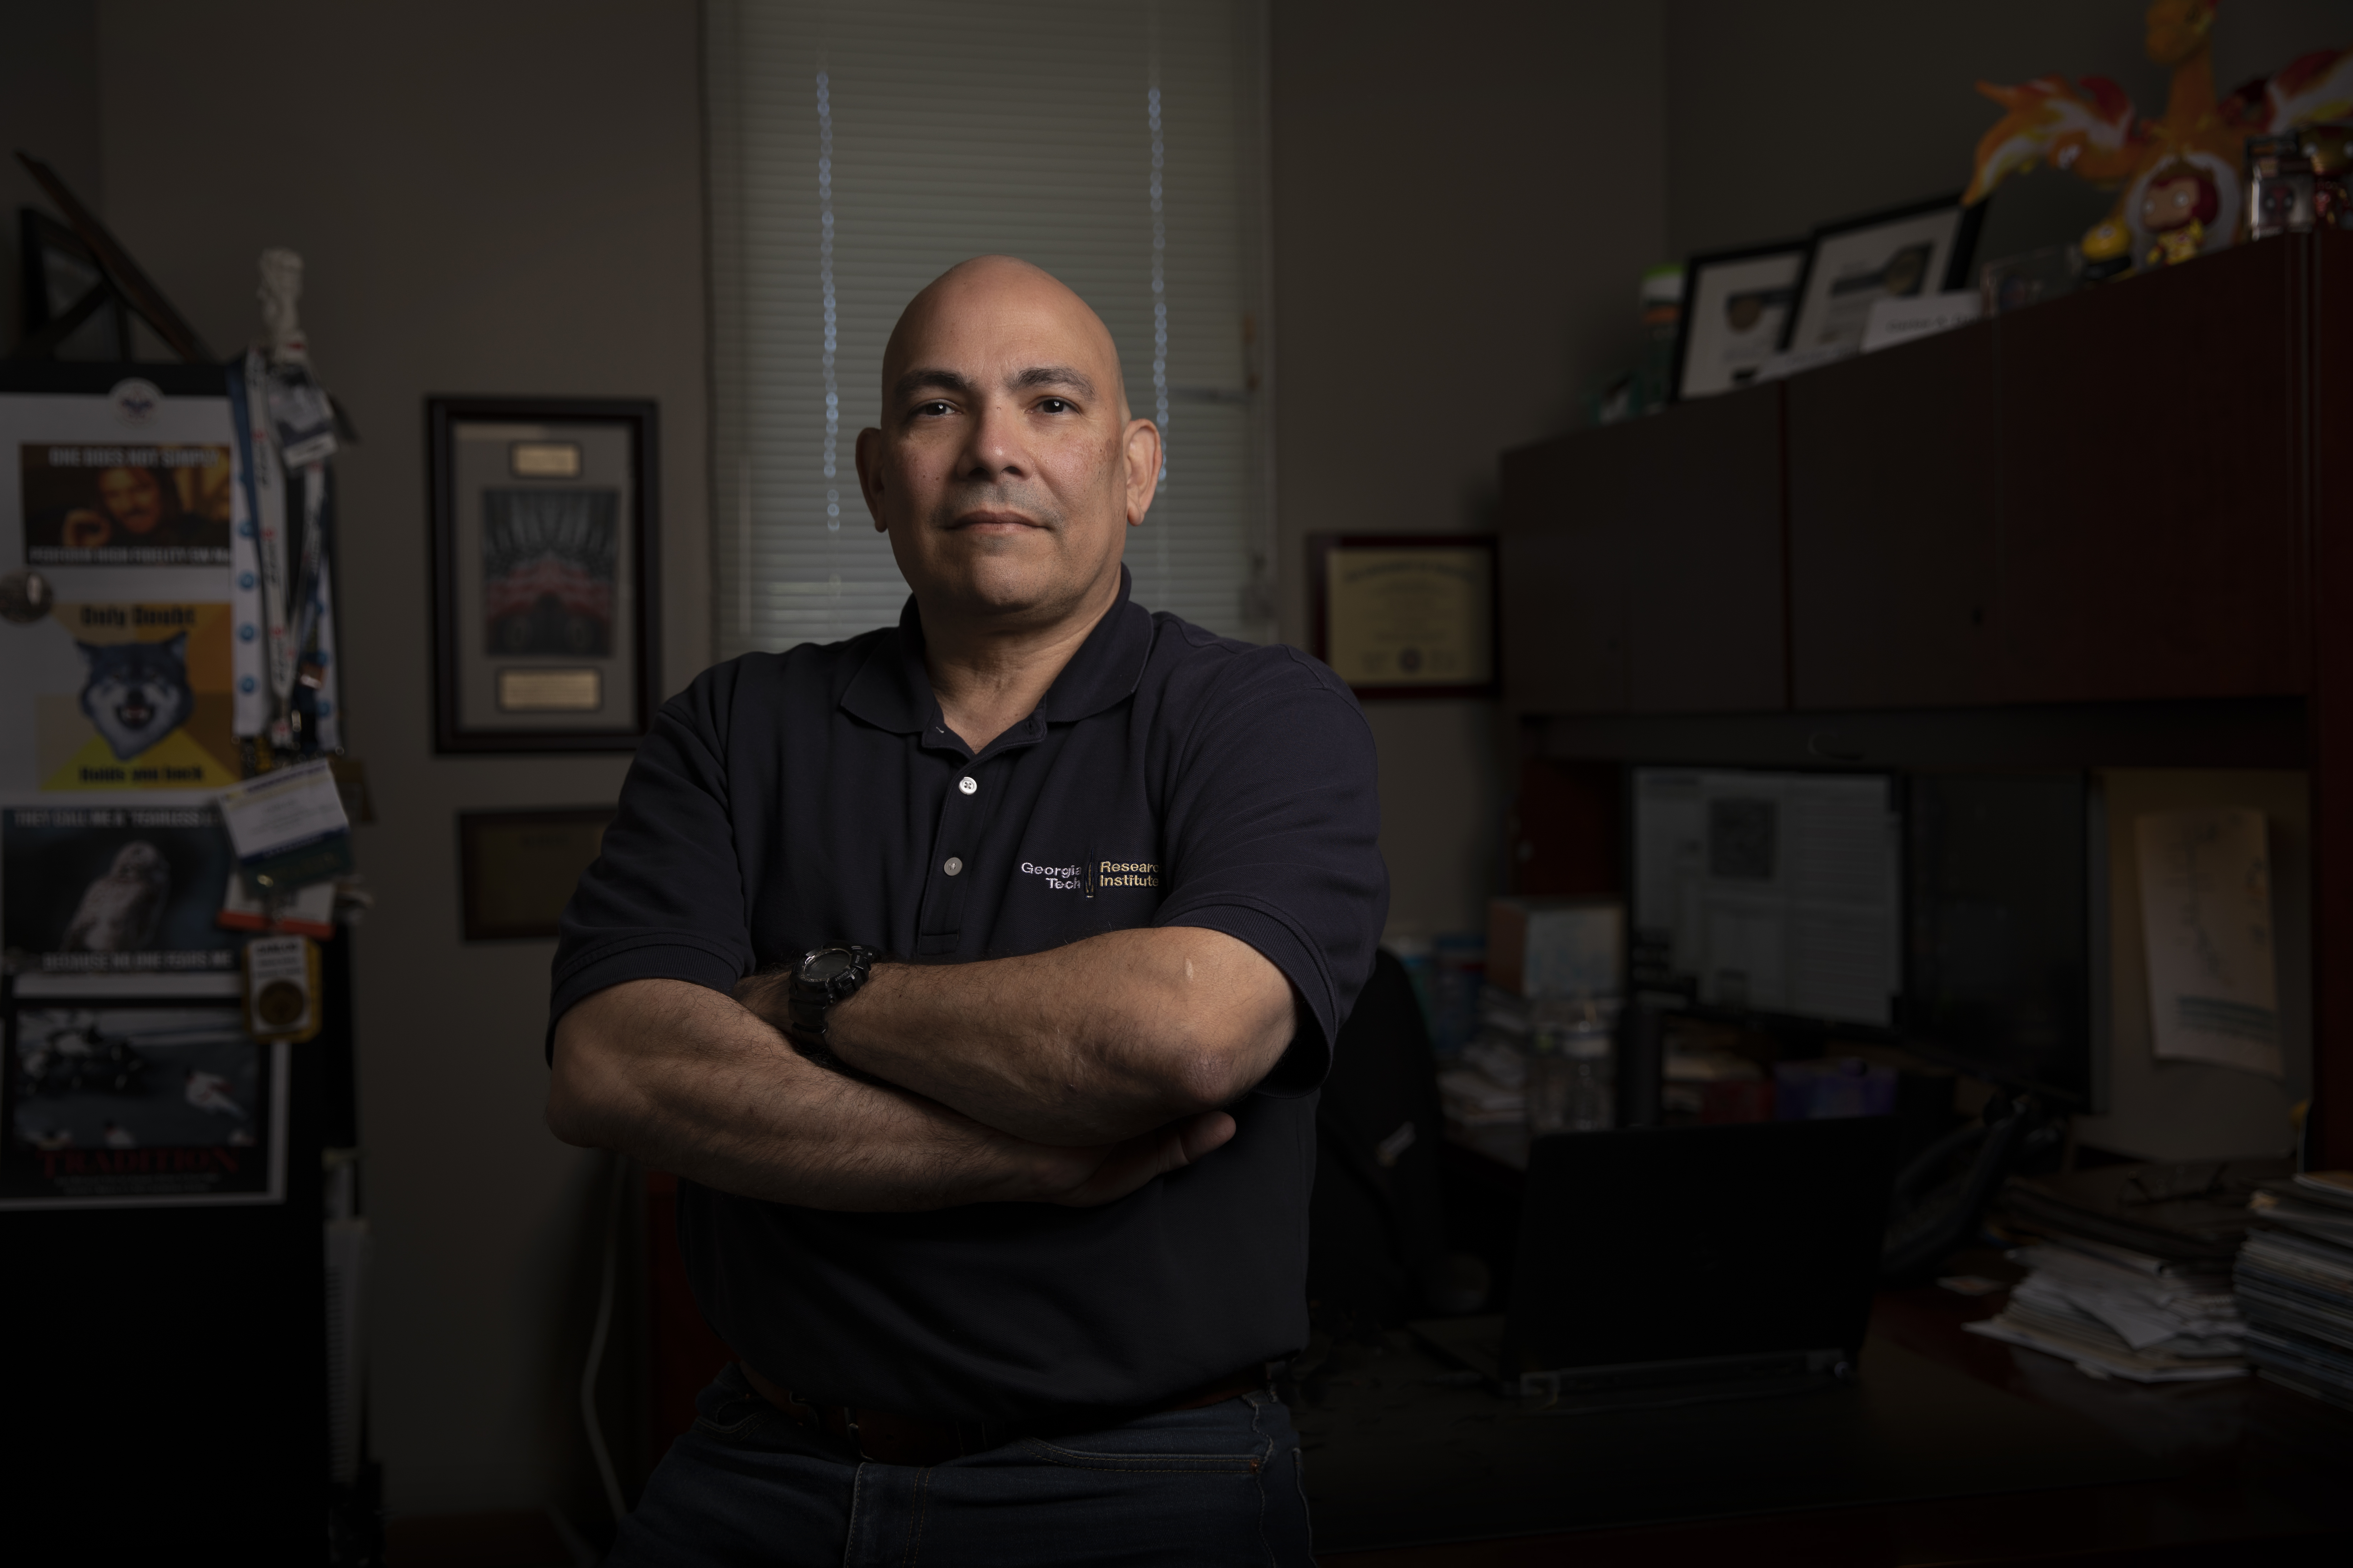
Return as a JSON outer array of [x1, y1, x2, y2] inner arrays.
[[1486, 896, 1624, 1000]]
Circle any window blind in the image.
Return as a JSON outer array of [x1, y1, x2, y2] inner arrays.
[[706, 0, 1272, 659]]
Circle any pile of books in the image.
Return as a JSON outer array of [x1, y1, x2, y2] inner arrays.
[[1968, 1161, 2283, 1384], [2235, 1170, 2353, 1410]]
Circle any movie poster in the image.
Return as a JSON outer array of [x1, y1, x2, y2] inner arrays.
[[0, 1005, 285, 1208], [25, 600, 239, 790], [2, 805, 242, 991], [482, 487, 617, 657], [19, 441, 234, 566]]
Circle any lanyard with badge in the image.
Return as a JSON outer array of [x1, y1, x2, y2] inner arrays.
[[227, 247, 346, 763]]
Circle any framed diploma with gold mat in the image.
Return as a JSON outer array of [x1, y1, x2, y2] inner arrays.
[[429, 396, 658, 752], [1308, 534, 1497, 699]]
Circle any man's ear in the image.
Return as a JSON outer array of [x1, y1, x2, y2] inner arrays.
[[854, 427, 888, 533], [1123, 418, 1162, 527]]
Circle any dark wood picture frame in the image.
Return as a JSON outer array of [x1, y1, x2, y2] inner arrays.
[[1308, 533, 1500, 699], [428, 395, 660, 753], [456, 806, 617, 940]]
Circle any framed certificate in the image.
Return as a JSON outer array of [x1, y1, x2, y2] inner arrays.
[[456, 806, 615, 940], [428, 396, 659, 752], [1308, 534, 1497, 698]]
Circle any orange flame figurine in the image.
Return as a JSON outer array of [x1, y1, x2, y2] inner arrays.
[[1964, 0, 2353, 272]]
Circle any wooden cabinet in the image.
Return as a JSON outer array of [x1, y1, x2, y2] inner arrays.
[[1498, 422, 1641, 714], [1788, 322, 2001, 709], [1500, 388, 1785, 715], [1632, 391, 1787, 712], [1994, 237, 2309, 703], [1515, 232, 2333, 717]]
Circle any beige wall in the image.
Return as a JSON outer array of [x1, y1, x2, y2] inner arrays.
[[91, 0, 710, 1517], [1268, 0, 1669, 940]]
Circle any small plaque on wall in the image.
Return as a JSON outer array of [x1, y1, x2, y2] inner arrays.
[[457, 807, 615, 940], [1308, 534, 1498, 698]]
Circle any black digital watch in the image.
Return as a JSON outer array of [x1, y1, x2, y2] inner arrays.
[[782, 943, 886, 1074]]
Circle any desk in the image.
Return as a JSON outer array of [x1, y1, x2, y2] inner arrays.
[[1304, 1252, 2353, 1566]]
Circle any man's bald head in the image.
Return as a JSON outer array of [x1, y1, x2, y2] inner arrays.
[[855, 255, 1161, 642], [881, 256, 1129, 421]]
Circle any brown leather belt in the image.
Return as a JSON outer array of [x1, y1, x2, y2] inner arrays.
[[741, 1361, 1270, 1468]]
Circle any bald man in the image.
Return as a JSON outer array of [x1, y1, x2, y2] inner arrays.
[[549, 257, 1385, 1566]]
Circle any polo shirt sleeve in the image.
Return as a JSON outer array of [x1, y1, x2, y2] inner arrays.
[[546, 661, 757, 1053], [1151, 647, 1388, 1094]]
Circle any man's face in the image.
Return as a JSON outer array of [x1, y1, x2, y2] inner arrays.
[[97, 468, 165, 534], [857, 262, 1159, 629]]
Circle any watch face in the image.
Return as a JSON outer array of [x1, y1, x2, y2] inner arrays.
[[802, 948, 857, 984]]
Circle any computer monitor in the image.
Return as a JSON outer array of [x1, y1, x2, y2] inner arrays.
[[1628, 765, 2096, 1106], [1629, 767, 1903, 1029], [1902, 772, 2094, 1106]]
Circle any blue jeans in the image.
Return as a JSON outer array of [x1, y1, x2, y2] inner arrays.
[[609, 1363, 1316, 1566]]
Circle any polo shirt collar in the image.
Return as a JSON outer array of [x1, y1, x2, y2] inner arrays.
[[839, 565, 1153, 738]]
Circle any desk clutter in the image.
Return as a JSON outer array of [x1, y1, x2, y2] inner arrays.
[[2238, 1171, 2353, 1411], [1958, 1161, 2353, 1413]]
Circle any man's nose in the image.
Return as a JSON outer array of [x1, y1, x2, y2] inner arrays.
[[959, 398, 1030, 480]]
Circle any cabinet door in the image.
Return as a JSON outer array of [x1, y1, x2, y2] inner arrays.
[[1995, 237, 2308, 702], [1629, 388, 1788, 713], [1788, 325, 2001, 710], [1499, 424, 1645, 714]]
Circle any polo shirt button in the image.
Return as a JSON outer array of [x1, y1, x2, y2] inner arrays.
[[943, 856, 964, 876], [958, 776, 977, 795]]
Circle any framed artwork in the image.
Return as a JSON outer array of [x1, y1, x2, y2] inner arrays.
[[1672, 242, 1807, 400], [428, 396, 659, 753], [457, 806, 615, 940], [1308, 534, 1497, 699], [1781, 195, 1985, 358]]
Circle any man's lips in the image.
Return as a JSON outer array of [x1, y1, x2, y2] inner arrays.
[[950, 509, 1045, 531]]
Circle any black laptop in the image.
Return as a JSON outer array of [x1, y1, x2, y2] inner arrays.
[[1414, 1117, 1897, 1407]]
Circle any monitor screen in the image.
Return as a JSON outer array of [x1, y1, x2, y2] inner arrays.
[[1630, 768, 1902, 1029], [1903, 773, 2092, 1105]]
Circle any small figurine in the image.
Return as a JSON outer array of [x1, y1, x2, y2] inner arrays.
[[2079, 217, 2135, 282], [1963, 0, 2353, 268], [257, 247, 308, 365], [2142, 159, 2218, 264], [2303, 123, 2352, 227]]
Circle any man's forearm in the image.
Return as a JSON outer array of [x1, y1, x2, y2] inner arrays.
[[547, 978, 1230, 1211], [741, 927, 1296, 1147]]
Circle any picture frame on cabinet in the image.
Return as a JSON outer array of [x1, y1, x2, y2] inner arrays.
[[1672, 241, 1808, 400]]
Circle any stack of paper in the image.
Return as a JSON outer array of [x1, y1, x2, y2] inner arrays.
[[1965, 1237, 2247, 1384], [2236, 1171, 2353, 1411]]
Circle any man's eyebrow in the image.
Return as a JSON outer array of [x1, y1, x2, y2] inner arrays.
[[1009, 365, 1095, 398], [892, 367, 980, 403]]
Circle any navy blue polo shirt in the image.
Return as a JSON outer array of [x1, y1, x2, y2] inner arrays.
[[550, 568, 1386, 1422]]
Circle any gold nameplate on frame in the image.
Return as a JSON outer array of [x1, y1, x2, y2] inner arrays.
[[497, 667, 602, 712], [508, 440, 584, 479]]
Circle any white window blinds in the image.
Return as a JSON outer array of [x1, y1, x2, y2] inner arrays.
[[706, 0, 1272, 659]]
